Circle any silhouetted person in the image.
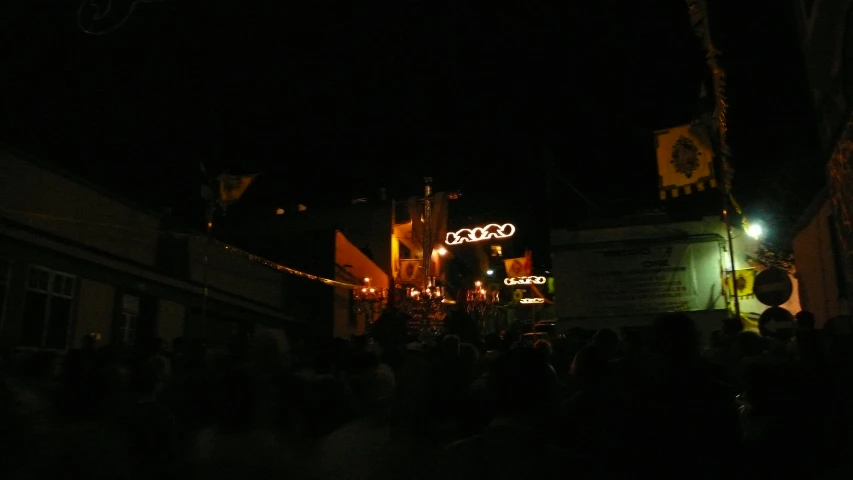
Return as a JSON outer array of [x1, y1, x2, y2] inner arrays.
[[425, 349, 573, 480], [592, 328, 619, 360], [118, 356, 177, 479], [559, 345, 627, 465], [638, 313, 741, 477], [58, 333, 99, 422]]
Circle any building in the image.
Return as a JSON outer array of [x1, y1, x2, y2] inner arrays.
[[792, 188, 850, 324], [551, 213, 800, 338], [791, 0, 853, 317], [224, 227, 388, 339], [0, 148, 297, 357]]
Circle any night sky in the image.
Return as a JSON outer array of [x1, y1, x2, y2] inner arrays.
[[1, 1, 821, 257]]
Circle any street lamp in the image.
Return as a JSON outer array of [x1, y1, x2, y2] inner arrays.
[[486, 269, 494, 276], [746, 223, 763, 240], [437, 246, 447, 256]]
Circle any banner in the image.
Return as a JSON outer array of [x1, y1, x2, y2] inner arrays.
[[553, 241, 725, 318], [725, 269, 756, 298], [504, 257, 528, 278], [217, 174, 258, 208], [654, 123, 716, 199], [398, 259, 422, 285]]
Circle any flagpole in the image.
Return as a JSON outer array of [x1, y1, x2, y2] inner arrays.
[[723, 192, 740, 321], [423, 177, 433, 292], [202, 198, 214, 324]]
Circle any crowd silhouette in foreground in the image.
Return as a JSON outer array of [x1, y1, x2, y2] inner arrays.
[[2, 309, 853, 479]]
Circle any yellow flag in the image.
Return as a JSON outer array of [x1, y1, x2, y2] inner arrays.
[[398, 259, 422, 285], [504, 257, 527, 278], [654, 123, 716, 200], [217, 174, 257, 207], [725, 269, 756, 298]]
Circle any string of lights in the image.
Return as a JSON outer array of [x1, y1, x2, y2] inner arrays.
[[0, 207, 364, 290]]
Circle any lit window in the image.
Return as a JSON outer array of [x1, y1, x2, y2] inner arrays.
[[21, 266, 76, 349], [119, 294, 140, 347], [490, 245, 503, 257]]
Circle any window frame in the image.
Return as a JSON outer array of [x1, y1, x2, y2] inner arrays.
[[20, 265, 77, 351]]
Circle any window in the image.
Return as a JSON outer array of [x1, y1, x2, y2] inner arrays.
[[0, 261, 9, 326], [20, 266, 76, 349], [490, 245, 503, 257], [118, 294, 140, 347]]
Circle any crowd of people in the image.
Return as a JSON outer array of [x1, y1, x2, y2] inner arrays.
[[2, 309, 853, 479]]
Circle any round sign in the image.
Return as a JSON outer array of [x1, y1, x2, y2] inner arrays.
[[753, 268, 793, 307], [759, 306, 795, 340]]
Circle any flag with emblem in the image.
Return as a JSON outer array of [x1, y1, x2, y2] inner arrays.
[[654, 121, 716, 200], [398, 259, 422, 285], [725, 269, 756, 299], [216, 173, 258, 209], [504, 257, 527, 278]]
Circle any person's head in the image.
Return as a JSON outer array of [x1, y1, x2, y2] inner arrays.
[[81, 333, 97, 351], [571, 345, 608, 390], [132, 356, 168, 398], [708, 329, 724, 348], [534, 339, 553, 358], [442, 335, 461, 356], [796, 311, 816, 330], [651, 313, 699, 359], [459, 343, 480, 368], [592, 328, 619, 358], [487, 348, 557, 419]]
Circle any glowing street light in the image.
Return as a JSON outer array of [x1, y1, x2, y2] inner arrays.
[[437, 246, 448, 256], [746, 223, 763, 239], [486, 269, 494, 276]]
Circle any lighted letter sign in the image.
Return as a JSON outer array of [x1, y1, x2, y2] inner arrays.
[[504, 276, 546, 286], [445, 223, 516, 245], [520, 298, 544, 304]]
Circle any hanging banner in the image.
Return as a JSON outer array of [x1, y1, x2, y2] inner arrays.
[[398, 259, 422, 285], [504, 257, 528, 277], [724, 269, 756, 298], [553, 241, 725, 318], [654, 123, 717, 199]]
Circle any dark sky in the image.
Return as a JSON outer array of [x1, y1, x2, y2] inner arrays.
[[1, 1, 820, 253]]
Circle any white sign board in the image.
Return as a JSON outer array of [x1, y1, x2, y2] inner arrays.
[[553, 241, 725, 318]]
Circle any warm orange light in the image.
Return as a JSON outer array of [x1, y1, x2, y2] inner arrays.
[[474, 281, 482, 287], [369, 288, 375, 293], [437, 246, 448, 256], [362, 288, 367, 292], [364, 277, 370, 283]]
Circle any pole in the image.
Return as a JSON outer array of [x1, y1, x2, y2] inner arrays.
[[423, 177, 433, 291], [723, 193, 741, 321], [202, 200, 214, 323]]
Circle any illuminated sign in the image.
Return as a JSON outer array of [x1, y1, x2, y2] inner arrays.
[[504, 276, 546, 286], [445, 223, 516, 245], [520, 298, 544, 304]]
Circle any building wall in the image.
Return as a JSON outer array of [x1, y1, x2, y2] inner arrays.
[[187, 237, 285, 310], [333, 231, 389, 339], [0, 150, 294, 353], [0, 150, 162, 267], [156, 299, 186, 345], [793, 195, 850, 324], [72, 279, 116, 348], [551, 216, 801, 334], [793, 0, 853, 153]]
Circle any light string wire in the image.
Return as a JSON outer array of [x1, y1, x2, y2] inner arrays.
[[0, 207, 364, 289], [77, 0, 172, 35]]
